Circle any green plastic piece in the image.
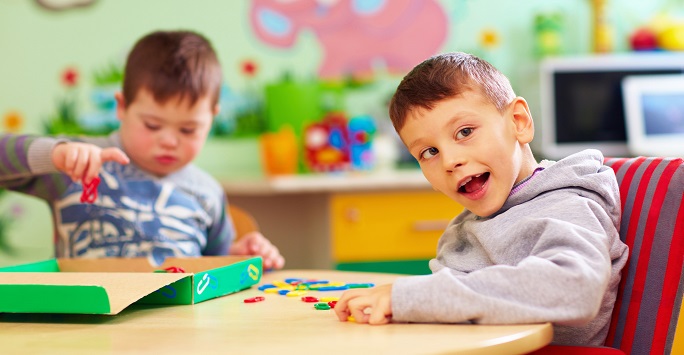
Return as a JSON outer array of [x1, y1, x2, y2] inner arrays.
[[335, 259, 432, 275]]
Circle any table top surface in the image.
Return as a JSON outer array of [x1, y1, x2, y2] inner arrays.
[[0, 269, 552, 354]]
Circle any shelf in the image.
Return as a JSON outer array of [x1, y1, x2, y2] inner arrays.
[[222, 169, 431, 195]]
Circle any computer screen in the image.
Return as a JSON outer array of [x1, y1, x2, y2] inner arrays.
[[539, 53, 684, 159], [622, 74, 684, 158]]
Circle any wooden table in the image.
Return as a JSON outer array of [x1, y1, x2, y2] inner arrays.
[[0, 270, 553, 354]]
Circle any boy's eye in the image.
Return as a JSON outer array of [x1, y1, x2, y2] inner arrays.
[[456, 127, 473, 140], [144, 122, 161, 130], [420, 147, 439, 160], [180, 127, 196, 134]]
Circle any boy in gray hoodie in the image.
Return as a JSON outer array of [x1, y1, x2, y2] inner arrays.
[[333, 52, 628, 346]]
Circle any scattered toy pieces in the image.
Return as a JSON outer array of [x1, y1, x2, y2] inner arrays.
[[248, 278, 375, 315], [256, 278, 373, 297]]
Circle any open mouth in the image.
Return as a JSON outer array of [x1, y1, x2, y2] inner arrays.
[[458, 172, 490, 193]]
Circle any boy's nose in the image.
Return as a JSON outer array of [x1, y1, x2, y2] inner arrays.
[[159, 132, 179, 148], [443, 152, 465, 173]]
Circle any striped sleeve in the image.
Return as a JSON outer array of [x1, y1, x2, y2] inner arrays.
[[202, 194, 235, 256], [0, 134, 71, 201]]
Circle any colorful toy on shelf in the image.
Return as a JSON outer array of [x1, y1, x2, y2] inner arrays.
[[629, 27, 658, 51], [304, 113, 351, 172], [303, 112, 377, 173], [348, 115, 376, 171], [590, 0, 613, 53], [628, 13, 684, 52], [534, 12, 564, 58], [657, 22, 684, 51], [259, 125, 299, 176]]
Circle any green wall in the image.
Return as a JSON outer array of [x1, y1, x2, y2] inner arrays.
[[0, 0, 669, 265]]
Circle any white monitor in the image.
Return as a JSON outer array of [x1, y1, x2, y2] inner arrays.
[[539, 53, 684, 160], [622, 74, 684, 158]]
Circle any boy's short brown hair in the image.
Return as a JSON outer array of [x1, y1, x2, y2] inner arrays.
[[389, 52, 516, 132], [122, 30, 222, 107]]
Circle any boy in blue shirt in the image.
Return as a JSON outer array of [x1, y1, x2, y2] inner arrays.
[[334, 52, 627, 346], [0, 30, 284, 269]]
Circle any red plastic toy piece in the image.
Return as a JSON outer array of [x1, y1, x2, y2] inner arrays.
[[301, 296, 319, 303], [244, 296, 266, 303], [164, 266, 186, 273], [80, 176, 101, 203]]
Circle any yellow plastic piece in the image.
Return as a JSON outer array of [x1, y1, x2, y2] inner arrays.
[[286, 290, 307, 297]]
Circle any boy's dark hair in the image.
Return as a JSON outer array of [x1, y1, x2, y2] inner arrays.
[[122, 30, 222, 107], [389, 52, 516, 132]]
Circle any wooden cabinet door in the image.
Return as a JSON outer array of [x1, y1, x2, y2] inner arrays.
[[330, 191, 463, 262]]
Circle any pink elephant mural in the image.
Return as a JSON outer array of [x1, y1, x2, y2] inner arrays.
[[249, 0, 449, 79]]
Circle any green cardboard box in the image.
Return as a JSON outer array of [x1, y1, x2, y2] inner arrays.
[[0, 255, 262, 315]]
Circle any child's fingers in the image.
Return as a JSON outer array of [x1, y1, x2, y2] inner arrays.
[[334, 289, 364, 321], [333, 294, 352, 321], [368, 298, 391, 325], [248, 238, 262, 254], [254, 238, 285, 269], [262, 249, 285, 270], [72, 148, 91, 183], [62, 146, 79, 175], [348, 302, 371, 324], [100, 147, 130, 165], [271, 254, 285, 269], [84, 153, 101, 185]]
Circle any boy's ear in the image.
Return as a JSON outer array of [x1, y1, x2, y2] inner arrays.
[[509, 97, 534, 144], [212, 104, 221, 117], [114, 92, 127, 121]]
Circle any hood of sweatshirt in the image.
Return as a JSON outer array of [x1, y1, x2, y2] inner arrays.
[[496, 149, 621, 228]]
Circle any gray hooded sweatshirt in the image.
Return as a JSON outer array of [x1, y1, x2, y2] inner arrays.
[[391, 149, 629, 346]]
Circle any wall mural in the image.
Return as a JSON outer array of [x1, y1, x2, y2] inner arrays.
[[41, 0, 450, 143], [249, 0, 449, 79], [42, 61, 265, 139], [37, 0, 451, 175]]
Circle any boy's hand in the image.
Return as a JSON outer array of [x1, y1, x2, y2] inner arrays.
[[334, 284, 393, 325], [52, 142, 130, 183], [229, 231, 285, 270]]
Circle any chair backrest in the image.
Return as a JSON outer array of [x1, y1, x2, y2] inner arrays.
[[228, 205, 260, 239], [603, 156, 684, 355]]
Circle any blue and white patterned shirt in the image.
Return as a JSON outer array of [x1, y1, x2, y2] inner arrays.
[[0, 132, 233, 265]]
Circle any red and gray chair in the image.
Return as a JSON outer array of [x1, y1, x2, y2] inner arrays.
[[531, 156, 684, 355]]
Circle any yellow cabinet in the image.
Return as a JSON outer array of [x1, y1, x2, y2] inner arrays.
[[330, 191, 463, 272]]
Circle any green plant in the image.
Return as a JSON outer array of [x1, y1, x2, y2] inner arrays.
[[44, 96, 85, 135]]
